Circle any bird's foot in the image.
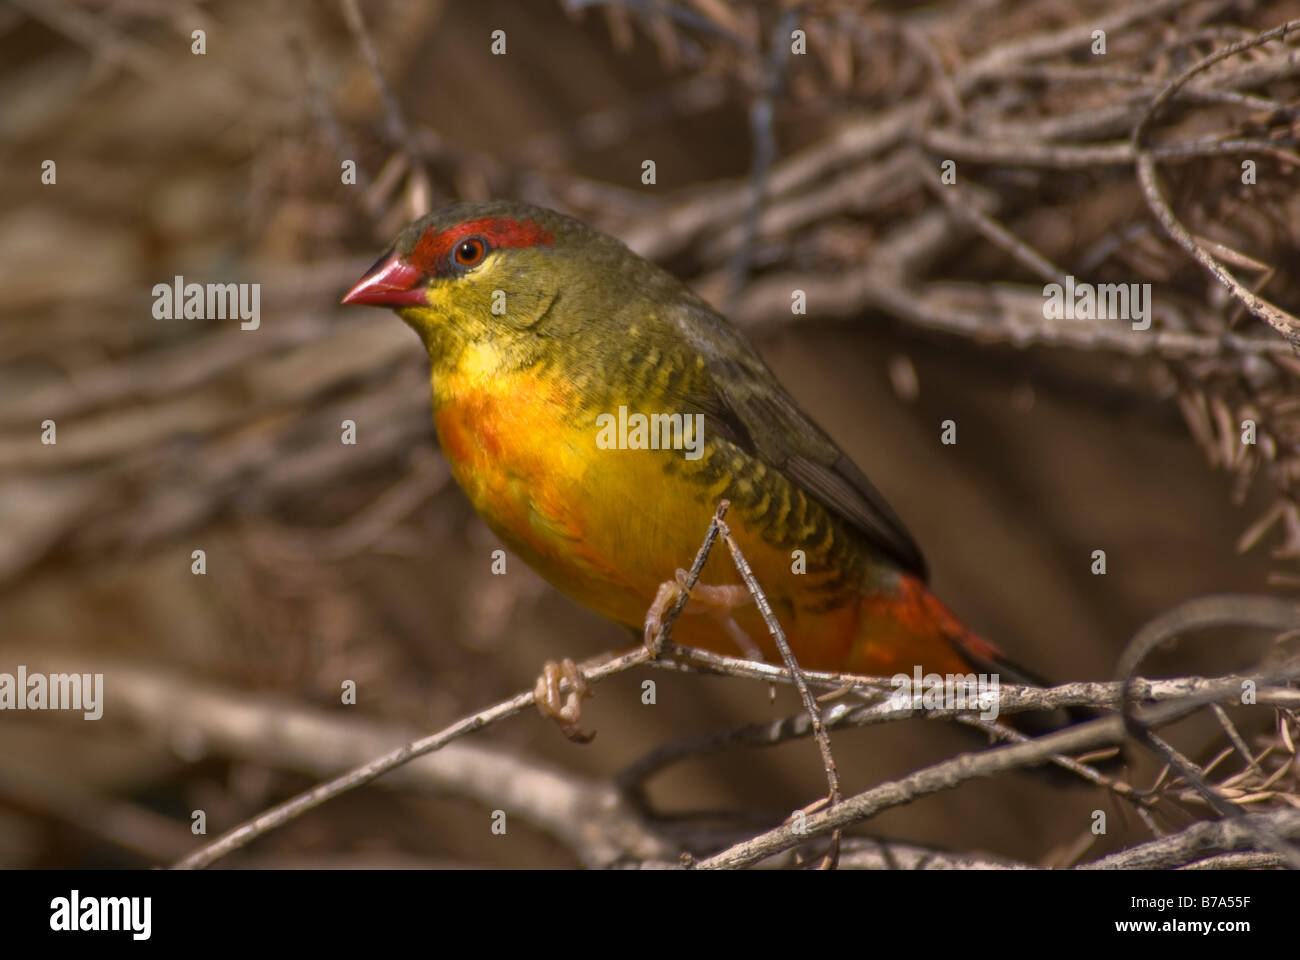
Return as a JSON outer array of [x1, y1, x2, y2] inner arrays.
[[643, 568, 754, 656], [533, 657, 595, 743]]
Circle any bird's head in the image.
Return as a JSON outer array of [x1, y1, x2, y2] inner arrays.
[[342, 200, 643, 364]]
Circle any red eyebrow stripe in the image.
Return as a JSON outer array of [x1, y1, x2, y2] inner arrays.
[[410, 217, 554, 273]]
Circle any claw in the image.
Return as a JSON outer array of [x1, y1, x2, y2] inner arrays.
[[533, 657, 595, 743], [643, 576, 682, 656], [642, 569, 759, 659]]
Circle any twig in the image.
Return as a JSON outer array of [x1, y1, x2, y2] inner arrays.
[[645, 501, 730, 652], [171, 644, 655, 869], [715, 514, 842, 868], [1210, 702, 1262, 775], [178, 501, 739, 868], [338, 0, 432, 216], [69, 660, 668, 868], [957, 716, 1119, 789], [957, 0, 1198, 91], [1180, 851, 1287, 869], [1082, 809, 1300, 869], [925, 127, 1299, 169], [10, 0, 168, 81], [1117, 593, 1300, 870], [1131, 19, 1300, 346], [693, 614, 1300, 870], [616, 667, 1300, 792], [726, 7, 798, 307], [694, 712, 1130, 869], [920, 166, 1069, 284], [734, 269, 1299, 359], [290, 23, 374, 205]]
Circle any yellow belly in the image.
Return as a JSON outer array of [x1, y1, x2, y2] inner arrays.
[[429, 363, 968, 675]]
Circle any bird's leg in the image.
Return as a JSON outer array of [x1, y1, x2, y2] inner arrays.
[[643, 577, 682, 655], [533, 657, 595, 743], [644, 568, 759, 659]]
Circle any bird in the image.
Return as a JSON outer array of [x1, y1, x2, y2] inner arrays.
[[342, 200, 1051, 739]]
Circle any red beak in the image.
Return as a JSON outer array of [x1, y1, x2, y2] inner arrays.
[[341, 252, 427, 307]]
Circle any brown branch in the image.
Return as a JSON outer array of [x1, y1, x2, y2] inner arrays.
[[1083, 809, 1300, 869], [338, 0, 432, 216], [693, 617, 1300, 870], [617, 662, 1300, 792], [170, 644, 656, 869], [1116, 593, 1300, 869], [716, 514, 843, 867], [1131, 19, 1300, 346]]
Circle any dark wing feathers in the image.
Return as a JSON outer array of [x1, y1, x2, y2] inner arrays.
[[666, 303, 928, 580]]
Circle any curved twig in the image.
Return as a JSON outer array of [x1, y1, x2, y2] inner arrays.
[[1131, 19, 1300, 345]]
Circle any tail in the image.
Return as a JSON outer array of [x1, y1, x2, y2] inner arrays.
[[904, 575, 1112, 751], [950, 636, 1101, 738]]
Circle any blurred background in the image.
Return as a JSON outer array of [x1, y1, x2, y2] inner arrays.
[[1, 0, 1298, 869]]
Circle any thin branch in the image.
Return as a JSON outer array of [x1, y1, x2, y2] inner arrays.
[[1117, 593, 1300, 869], [715, 514, 842, 867], [179, 502, 737, 868], [1083, 810, 1300, 869], [1210, 702, 1262, 775], [694, 712, 1130, 869], [338, 0, 432, 216], [1131, 19, 1300, 346], [920, 166, 1068, 285], [645, 501, 730, 652], [171, 644, 655, 869], [694, 624, 1300, 870], [726, 7, 798, 307]]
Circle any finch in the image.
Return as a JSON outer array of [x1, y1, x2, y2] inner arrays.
[[343, 201, 1047, 734]]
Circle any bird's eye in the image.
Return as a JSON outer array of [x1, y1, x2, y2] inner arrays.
[[454, 237, 487, 267]]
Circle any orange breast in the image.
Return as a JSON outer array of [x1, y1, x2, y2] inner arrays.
[[430, 366, 980, 677]]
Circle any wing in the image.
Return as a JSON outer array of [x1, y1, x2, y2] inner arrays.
[[663, 301, 928, 580]]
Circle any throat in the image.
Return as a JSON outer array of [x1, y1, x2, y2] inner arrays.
[[430, 357, 572, 475], [430, 361, 584, 562]]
